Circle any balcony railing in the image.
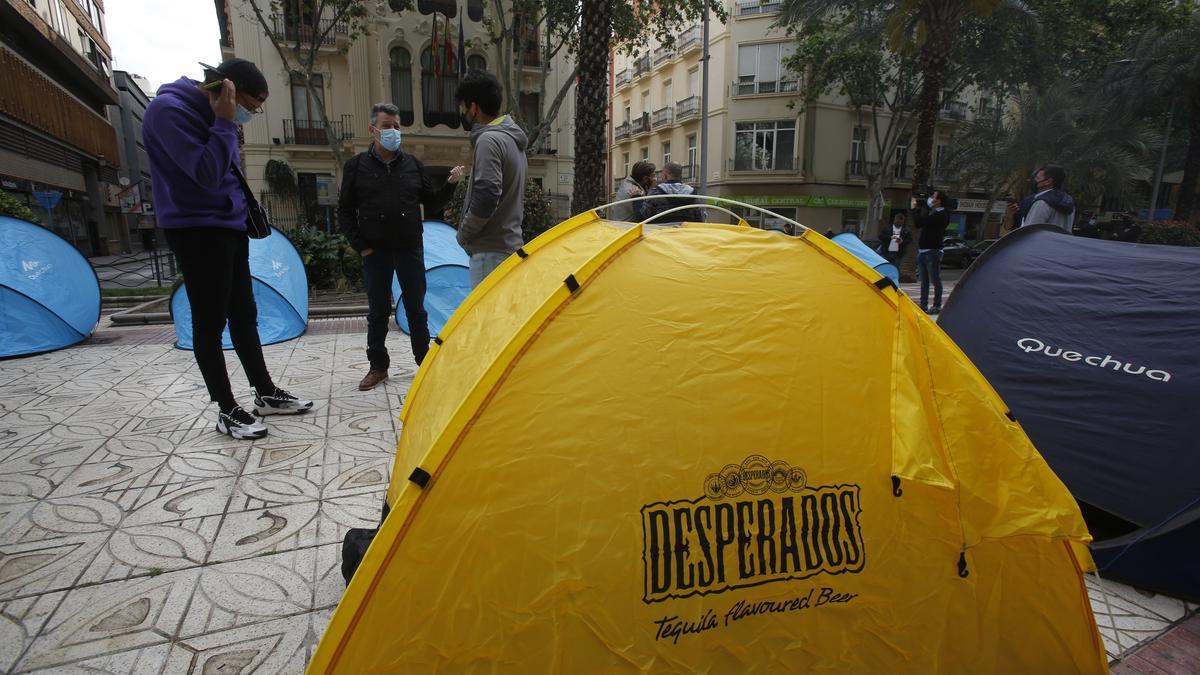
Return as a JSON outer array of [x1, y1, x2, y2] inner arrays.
[[634, 55, 652, 77], [736, 0, 781, 16], [735, 78, 800, 96], [653, 48, 673, 65], [652, 106, 674, 128], [632, 113, 651, 136], [939, 100, 967, 121], [615, 69, 631, 88], [846, 160, 879, 180], [271, 15, 348, 47], [680, 164, 697, 182], [679, 26, 702, 53], [675, 95, 701, 119], [284, 115, 354, 145], [615, 122, 632, 140]]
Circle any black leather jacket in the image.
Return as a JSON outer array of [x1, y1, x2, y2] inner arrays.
[[337, 146, 454, 251]]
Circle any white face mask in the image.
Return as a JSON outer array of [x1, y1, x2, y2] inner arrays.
[[926, 197, 935, 209], [233, 104, 255, 126]]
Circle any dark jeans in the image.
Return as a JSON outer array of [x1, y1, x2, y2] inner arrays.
[[918, 249, 944, 309], [164, 227, 274, 410], [363, 246, 428, 369]]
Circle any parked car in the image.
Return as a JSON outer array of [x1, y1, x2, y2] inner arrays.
[[940, 237, 975, 268]]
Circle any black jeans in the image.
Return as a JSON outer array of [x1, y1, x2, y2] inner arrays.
[[164, 227, 274, 410], [918, 249, 944, 309], [363, 246, 428, 369]]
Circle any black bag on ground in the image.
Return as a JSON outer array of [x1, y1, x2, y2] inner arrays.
[[341, 528, 378, 584]]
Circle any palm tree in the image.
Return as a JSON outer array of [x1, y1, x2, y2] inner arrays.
[[572, 0, 612, 214], [1119, 12, 1200, 222], [943, 83, 1153, 232]]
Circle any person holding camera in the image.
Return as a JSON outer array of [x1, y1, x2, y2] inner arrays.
[[910, 190, 952, 315], [143, 59, 313, 440]]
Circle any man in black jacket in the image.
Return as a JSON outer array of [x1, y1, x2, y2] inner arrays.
[[910, 190, 951, 315], [338, 102, 463, 390]]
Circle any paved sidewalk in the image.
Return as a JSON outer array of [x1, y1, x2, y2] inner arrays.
[[0, 320, 1193, 673]]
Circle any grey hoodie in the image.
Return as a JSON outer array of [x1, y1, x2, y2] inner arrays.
[[458, 115, 528, 255]]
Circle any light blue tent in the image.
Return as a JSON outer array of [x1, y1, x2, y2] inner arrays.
[[832, 232, 900, 286], [170, 226, 308, 350], [0, 216, 100, 358], [392, 220, 471, 337]]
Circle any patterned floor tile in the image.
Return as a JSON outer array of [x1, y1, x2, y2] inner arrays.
[[0, 590, 67, 673]]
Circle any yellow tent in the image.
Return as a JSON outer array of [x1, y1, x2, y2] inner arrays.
[[310, 210, 1108, 673]]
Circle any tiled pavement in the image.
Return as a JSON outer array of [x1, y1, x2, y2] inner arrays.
[[0, 319, 1194, 673]]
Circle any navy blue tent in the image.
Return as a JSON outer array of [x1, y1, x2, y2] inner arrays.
[[392, 220, 470, 337], [832, 232, 900, 286], [0, 216, 100, 358], [939, 225, 1200, 600], [170, 226, 308, 350]]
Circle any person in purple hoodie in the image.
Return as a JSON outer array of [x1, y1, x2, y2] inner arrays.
[[143, 59, 312, 440]]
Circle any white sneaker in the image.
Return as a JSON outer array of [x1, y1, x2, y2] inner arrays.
[[253, 387, 314, 416], [216, 406, 268, 440]]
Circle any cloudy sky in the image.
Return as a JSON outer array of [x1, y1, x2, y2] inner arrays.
[[106, 0, 222, 94]]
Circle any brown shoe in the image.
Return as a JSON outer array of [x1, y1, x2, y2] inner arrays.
[[358, 369, 388, 391]]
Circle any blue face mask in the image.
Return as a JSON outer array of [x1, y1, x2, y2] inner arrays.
[[379, 128, 402, 151], [926, 197, 935, 209], [233, 104, 255, 126]]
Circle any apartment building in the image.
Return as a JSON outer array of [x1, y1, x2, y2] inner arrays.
[[0, 0, 128, 255], [609, 0, 996, 237], [107, 70, 157, 249], [215, 0, 577, 228]]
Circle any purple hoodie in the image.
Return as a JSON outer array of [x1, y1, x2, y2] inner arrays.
[[143, 77, 245, 230]]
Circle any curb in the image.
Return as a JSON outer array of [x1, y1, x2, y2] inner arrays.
[[108, 305, 373, 326]]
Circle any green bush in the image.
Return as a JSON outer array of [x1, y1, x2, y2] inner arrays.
[[1138, 221, 1200, 247], [444, 178, 557, 244], [286, 226, 364, 291], [0, 191, 38, 224]]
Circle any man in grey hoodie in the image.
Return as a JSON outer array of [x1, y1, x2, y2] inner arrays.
[[455, 70, 528, 287]]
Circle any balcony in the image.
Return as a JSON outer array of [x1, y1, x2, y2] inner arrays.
[[939, 100, 967, 121], [680, 164, 697, 182], [652, 106, 674, 129], [846, 160, 879, 180], [271, 15, 347, 47], [632, 113, 651, 136], [615, 122, 632, 140], [675, 95, 701, 120], [284, 115, 354, 145], [634, 55, 652, 78], [736, 0, 782, 16], [615, 68, 631, 88], [653, 48, 673, 65], [679, 26, 702, 53], [734, 78, 800, 96]]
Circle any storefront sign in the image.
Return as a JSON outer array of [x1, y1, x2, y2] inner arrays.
[[716, 195, 892, 210], [118, 184, 142, 213]]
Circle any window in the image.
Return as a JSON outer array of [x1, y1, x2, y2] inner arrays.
[[519, 92, 541, 128], [663, 82, 673, 108], [736, 207, 796, 230], [849, 126, 867, 175], [687, 134, 697, 172], [290, 73, 326, 144], [623, 103, 631, 124], [841, 210, 863, 235], [641, 91, 650, 116], [417, 0, 456, 17], [662, 141, 671, 166], [735, 120, 795, 171], [935, 144, 948, 176], [467, 0, 483, 21], [736, 0, 782, 16], [736, 42, 797, 95], [467, 54, 486, 72], [421, 46, 459, 128], [640, 147, 649, 161], [893, 137, 909, 178], [688, 69, 699, 98], [389, 47, 415, 126], [622, 152, 630, 178]]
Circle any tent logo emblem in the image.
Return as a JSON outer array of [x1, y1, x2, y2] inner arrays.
[[271, 260, 288, 277], [21, 260, 50, 280], [642, 456, 865, 604]]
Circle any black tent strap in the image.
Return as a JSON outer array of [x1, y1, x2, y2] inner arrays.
[[874, 276, 896, 290], [565, 274, 581, 293], [891, 476, 903, 497], [1004, 410, 1016, 422], [957, 552, 970, 578], [433, 336, 443, 346], [409, 467, 431, 489], [517, 247, 529, 259]]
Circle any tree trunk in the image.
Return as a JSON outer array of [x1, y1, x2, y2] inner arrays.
[[865, 173, 886, 238], [571, 0, 610, 214], [903, 31, 953, 282], [1174, 110, 1200, 223]]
